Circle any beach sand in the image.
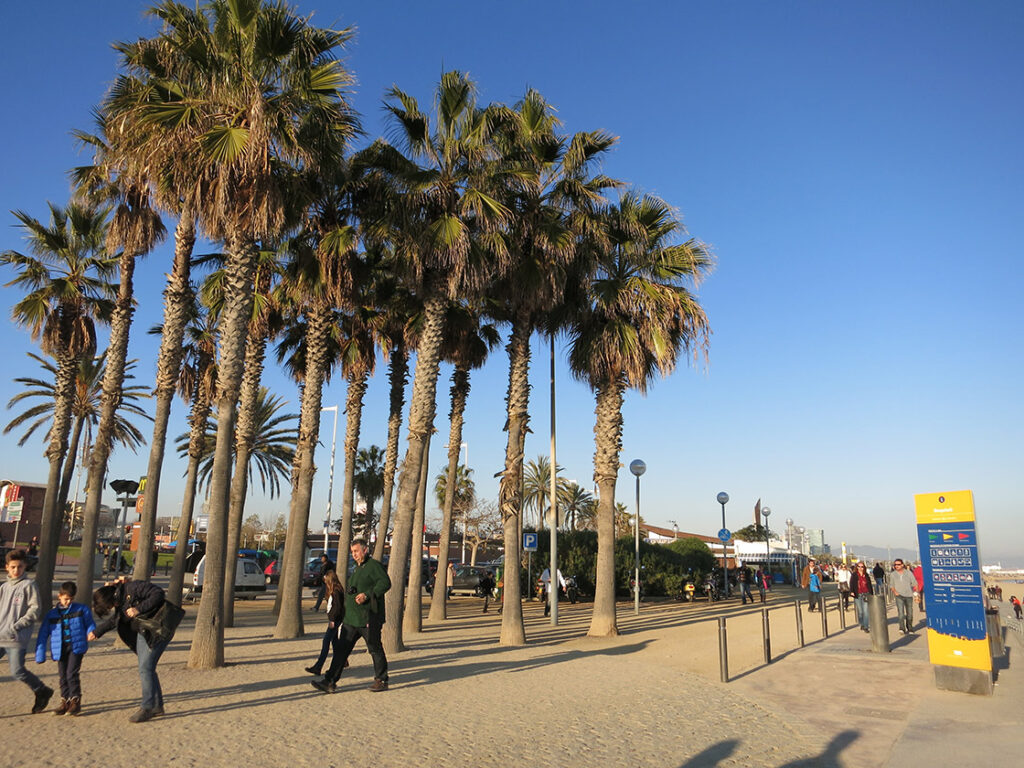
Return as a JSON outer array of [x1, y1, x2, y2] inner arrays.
[[3, 580, 1020, 767]]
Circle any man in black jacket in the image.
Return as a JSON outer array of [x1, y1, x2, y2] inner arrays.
[[312, 554, 335, 612]]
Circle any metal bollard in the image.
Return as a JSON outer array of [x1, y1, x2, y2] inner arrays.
[[718, 616, 729, 683], [869, 594, 890, 653], [839, 595, 847, 629], [821, 598, 829, 638], [795, 600, 805, 647], [762, 608, 772, 664]]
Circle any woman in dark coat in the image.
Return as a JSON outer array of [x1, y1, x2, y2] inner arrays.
[[89, 578, 168, 723], [305, 569, 345, 675]]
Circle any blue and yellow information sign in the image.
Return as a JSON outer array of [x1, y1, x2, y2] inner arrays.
[[914, 490, 990, 672]]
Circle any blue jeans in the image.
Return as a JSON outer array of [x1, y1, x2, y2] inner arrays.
[[1, 645, 44, 691], [895, 595, 915, 632], [136, 634, 168, 710], [855, 594, 870, 629]]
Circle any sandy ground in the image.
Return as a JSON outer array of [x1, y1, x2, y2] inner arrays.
[[2, 578, 1020, 768]]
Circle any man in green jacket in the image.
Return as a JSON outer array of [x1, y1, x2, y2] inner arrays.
[[312, 539, 391, 693]]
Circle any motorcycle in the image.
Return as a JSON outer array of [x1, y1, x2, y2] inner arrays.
[[565, 575, 579, 604], [701, 578, 720, 602]]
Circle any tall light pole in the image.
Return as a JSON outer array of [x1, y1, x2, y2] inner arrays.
[[549, 335, 559, 625], [762, 506, 772, 575], [717, 491, 730, 598], [321, 405, 339, 553], [459, 442, 468, 563], [786, 517, 795, 582], [630, 459, 646, 615]]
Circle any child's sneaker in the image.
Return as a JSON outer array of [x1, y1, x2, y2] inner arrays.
[[66, 697, 81, 716], [53, 697, 70, 715]]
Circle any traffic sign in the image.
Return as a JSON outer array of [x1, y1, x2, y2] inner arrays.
[[718, 528, 731, 542], [523, 532, 538, 552], [7, 500, 24, 522]]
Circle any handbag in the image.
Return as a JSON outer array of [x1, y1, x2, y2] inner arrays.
[[134, 600, 186, 647]]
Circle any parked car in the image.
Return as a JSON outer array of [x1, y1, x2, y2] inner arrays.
[[448, 564, 496, 596], [191, 555, 266, 599]]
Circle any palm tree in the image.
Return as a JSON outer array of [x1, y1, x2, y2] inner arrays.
[[1, 201, 115, 602], [561, 481, 594, 532], [4, 352, 152, 527], [428, 304, 498, 622], [353, 446, 385, 540], [522, 455, 572, 530], [567, 192, 712, 637], [364, 70, 510, 654], [118, 0, 357, 668], [198, 246, 285, 625], [70, 115, 167, 604], [175, 386, 298, 498], [490, 89, 618, 645], [166, 305, 218, 603]]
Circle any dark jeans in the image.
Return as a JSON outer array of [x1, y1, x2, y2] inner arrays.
[[324, 616, 388, 684], [313, 584, 326, 611], [1, 645, 44, 691], [58, 644, 84, 700], [808, 590, 821, 611], [740, 582, 752, 604], [310, 624, 332, 672], [895, 595, 915, 632]]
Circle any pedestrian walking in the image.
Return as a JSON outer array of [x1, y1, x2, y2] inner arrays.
[[738, 566, 753, 605], [305, 570, 344, 676], [872, 562, 886, 595], [311, 554, 335, 612], [849, 562, 874, 631], [889, 559, 918, 634], [312, 539, 391, 694], [0, 549, 53, 714], [540, 566, 566, 617], [35, 581, 95, 716], [800, 558, 821, 611], [1011, 596, 1022, 620], [912, 562, 925, 612], [835, 563, 851, 611], [479, 570, 496, 613]]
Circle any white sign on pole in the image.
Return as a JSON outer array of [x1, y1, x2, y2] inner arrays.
[[7, 500, 24, 522]]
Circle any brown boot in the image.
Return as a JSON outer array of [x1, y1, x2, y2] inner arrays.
[[53, 698, 70, 716], [66, 697, 81, 716], [368, 679, 388, 693]]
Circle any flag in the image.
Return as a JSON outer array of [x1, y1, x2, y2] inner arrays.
[[942, 533, 953, 541]]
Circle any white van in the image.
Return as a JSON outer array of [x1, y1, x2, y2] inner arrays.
[[191, 555, 267, 600]]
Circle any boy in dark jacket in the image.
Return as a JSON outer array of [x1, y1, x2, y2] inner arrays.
[[35, 581, 95, 715]]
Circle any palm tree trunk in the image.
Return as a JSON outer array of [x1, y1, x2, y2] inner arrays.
[[373, 343, 407, 560], [427, 364, 470, 623], [134, 215, 195, 580], [274, 303, 332, 639], [57, 415, 86, 525], [336, 369, 368, 588], [167, 353, 214, 603], [587, 379, 624, 637], [383, 295, 445, 655], [189, 234, 257, 669], [498, 311, 531, 645], [404, 423, 431, 635], [76, 250, 138, 602], [223, 328, 268, 626]]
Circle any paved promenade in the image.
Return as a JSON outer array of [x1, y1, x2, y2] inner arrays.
[[2, 570, 1020, 767]]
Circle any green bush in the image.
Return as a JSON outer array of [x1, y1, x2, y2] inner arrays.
[[517, 530, 716, 598]]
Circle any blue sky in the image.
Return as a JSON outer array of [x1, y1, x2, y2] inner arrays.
[[2, 2, 1021, 564]]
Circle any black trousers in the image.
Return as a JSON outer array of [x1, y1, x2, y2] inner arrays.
[[58, 645, 83, 700], [324, 617, 388, 684]]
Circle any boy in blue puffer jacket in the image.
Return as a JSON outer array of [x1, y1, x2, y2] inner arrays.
[[35, 581, 95, 716]]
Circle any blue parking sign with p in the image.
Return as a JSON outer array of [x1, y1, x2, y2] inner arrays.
[[523, 532, 538, 551]]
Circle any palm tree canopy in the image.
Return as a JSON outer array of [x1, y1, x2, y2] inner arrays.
[[353, 445, 385, 509], [174, 385, 298, 497], [2, 202, 117, 358], [4, 352, 153, 451], [568, 192, 713, 394], [434, 463, 475, 513]]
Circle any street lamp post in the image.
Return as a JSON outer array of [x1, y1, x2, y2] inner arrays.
[[321, 406, 339, 552], [717, 492, 730, 599], [629, 459, 646, 615], [110, 479, 140, 575], [762, 506, 772, 577]]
